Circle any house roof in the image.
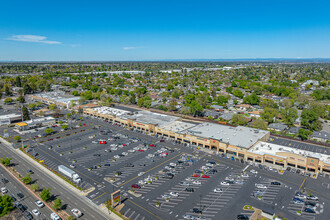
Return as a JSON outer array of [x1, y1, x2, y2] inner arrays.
[[311, 131, 330, 140], [268, 123, 288, 131]]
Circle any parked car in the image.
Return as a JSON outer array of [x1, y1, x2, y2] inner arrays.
[[255, 184, 267, 189], [1, 187, 8, 194], [35, 200, 44, 208], [201, 175, 210, 178], [170, 192, 178, 197], [192, 208, 202, 214], [71, 208, 82, 218], [221, 181, 230, 186], [271, 181, 281, 185], [307, 195, 318, 200], [50, 212, 62, 220], [183, 214, 195, 219], [214, 188, 223, 193], [304, 208, 316, 213], [32, 209, 41, 216], [293, 198, 304, 204], [23, 211, 34, 220], [17, 192, 24, 199], [185, 188, 194, 192], [237, 214, 249, 220], [131, 184, 141, 189]]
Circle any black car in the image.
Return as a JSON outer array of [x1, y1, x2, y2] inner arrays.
[[271, 181, 281, 185], [207, 169, 218, 174], [27, 169, 34, 174], [23, 211, 33, 220], [93, 154, 101, 157], [304, 208, 315, 213], [17, 192, 24, 199], [195, 170, 202, 173], [1, 178, 8, 184], [237, 214, 249, 220], [11, 196, 17, 202], [15, 202, 26, 211], [192, 208, 202, 214], [185, 188, 194, 192], [125, 163, 134, 167], [104, 163, 111, 166], [304, 201, 316, 206]]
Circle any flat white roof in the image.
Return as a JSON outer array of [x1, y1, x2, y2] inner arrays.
[[249, 142, 330, 164], [92, 107, 131, 117], [127, 111, 179, 127], [181, 123, 269, 149], [0, 114, 21, 120], [160, 121, 196, 133]]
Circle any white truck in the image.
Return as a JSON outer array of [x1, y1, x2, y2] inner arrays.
[[58, 165, 81, 183]]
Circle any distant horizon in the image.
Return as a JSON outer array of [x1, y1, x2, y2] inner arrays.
[[1, 57, 330, 63]]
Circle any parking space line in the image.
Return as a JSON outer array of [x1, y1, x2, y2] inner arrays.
[[118, 152, 183, 187]]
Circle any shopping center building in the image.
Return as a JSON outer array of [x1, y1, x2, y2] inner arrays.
[[83, 106, 330, 175]]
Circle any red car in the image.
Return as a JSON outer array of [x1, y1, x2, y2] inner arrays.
[[123, 144, 127, 146], [52, 125, 58, 127], [202, 175, 210, 178], [149, 144, 156, 147], [192, 174, 200, 178], [131, 184, 141, 189], [99, 141, 106, 144], [83, 124, 87, 126], [138, 149, 144, 152], [114, 123, 117, 125]]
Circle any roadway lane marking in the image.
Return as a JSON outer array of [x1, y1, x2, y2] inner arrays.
[[299, 177, 307, 191], [118, 152, 183, 187], [127, 198, 163, 220]]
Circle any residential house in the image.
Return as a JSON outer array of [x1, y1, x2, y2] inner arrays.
[[248, 110, 261, 118], [203, 110, 220, 119], [268, 123, 288, 132], [310, 131, 330, 143]]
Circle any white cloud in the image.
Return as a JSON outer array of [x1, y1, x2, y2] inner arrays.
[[8, 35, 61, 44], [123, 46, 143, 50], [71, 44, 81, 48]]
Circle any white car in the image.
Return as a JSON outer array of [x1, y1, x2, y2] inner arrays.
[[161, 194, 171, 199], [111, 147, 118, 151], [51, 213, 61, 220], [114, 155, 120, 159], [32, 209, 41, 216], [122, 152, 128, 156], [193, 181, 201, 185], [71, 208, 82, 218], [170, 163, 176, 167], [183, 214, 195, 219], [250, 169, 258, 174], [221, 181, 230, 186], [1, 187, 8, 194], [35, 200, 44, 208], [128, 149, 135, 153], [206, 163, 215, 167], [92, 141, 98, 144], [138, 180, 145, 185], [225, 177, 234, 181], [242, 173, 249, 178], [213, 188, 223, 193], [170, 192, 179, 197], [88, 136, 95, 139], [185, 177, 194, 181], [138, 172, 145, 176], [148, 154, 155, 158], [255, 184, 267, 189], [70, 164, 76, 168]]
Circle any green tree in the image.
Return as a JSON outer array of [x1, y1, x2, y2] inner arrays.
[[13, 136, 21, 141], [231, 114, 248, 126], [44, 128, 54, 134], [281, 107, 298, 126], [0, 195, 14, 217], [83, 91, 93, 100], [68, 216, 74, 220], [226, 87, 233, 94], [23, 84, 32, 94], [22, 105, 30, 121], [72, 91, 79, 96], [22, 173, 32, 184], [16, 96, 25, 103], [168, 99, 177, 111], [129, 93, 136, 104], [232, 89, 244, 99], [4, 98, 13, 104], [216, 95, 229, 105], [243, 93, 260, 105], [53, 198, 62, 210], [61, 124, 69, 130], [15, 76, 22, 87], [31, 184, 39, 192], [190, 100, 203, 116], [27, 103, 37, 110], [261, 107, 279, 123], [4, 84, 12, 96], [260, 99, 278, 109], [250, 118, 268, 130], [48, 104, 57, 110], [1, 157, 12, 166], [40, 188, 51, 201], [301, 109, 322, 131], [298, 129, 312, 140], [281, 99, 294, 108]]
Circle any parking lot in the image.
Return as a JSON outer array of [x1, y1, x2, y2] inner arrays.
[[269, 136, 329, 155], [6, 115, 329, 220]]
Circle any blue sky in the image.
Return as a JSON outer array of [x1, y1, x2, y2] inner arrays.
[[1, 0, 330, 61]]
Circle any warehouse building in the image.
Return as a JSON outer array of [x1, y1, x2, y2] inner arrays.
[[0, 114, 22, 126]]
